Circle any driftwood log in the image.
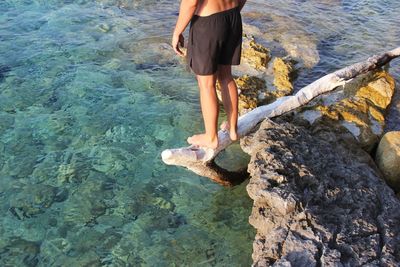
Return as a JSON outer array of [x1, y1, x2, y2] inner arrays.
[[161, 47, 400, 186]]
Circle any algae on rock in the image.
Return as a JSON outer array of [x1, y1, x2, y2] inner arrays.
[[297, 70, 396, 152], [241, 35, 271, 70], [272, 56, 296, 96]]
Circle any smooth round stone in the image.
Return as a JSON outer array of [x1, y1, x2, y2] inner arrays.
[[376, 131, 400, 192]]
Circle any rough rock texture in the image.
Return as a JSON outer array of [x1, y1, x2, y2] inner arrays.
[[235, 75, 266, 113], [241, 117, 400, 267], [376, 131, 400, 193], [272, 57, 296, 96], [242, 35, 271, 70], [297, 70, 396, 152]]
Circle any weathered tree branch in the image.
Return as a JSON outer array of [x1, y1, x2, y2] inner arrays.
[[161, 47, 400, 185]]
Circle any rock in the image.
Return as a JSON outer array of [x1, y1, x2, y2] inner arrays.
[[241, 11, 320, 68], [0, 238, 40, 266], [61, 175, 115, 226], [9, 184, 58, 219], [40, 238, 71, 258], [241, 35, 271, 70], [356, 74, 395, 109], [296, 70, 396, 152], [280, 33, 320, 68], [0, 112, 14, 135], [241, 117, 400, 266], [119, 37, 179, 69], [98, 23, 111, 33], [376, 131, 400, 192], [64, 251, 101, 266], [272, 57, 297, 96]]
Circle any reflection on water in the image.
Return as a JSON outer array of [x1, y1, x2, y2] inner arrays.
[[0, 0, 399, 265]]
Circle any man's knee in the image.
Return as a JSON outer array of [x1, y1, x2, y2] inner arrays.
[[197, 75, 217, 90]]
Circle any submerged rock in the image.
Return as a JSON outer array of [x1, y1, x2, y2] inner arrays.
[[241, 117, 400, 266], [280, 33, 320, 69], [241, 11, 320, 68], [61, 175, 114, 226], [119, 36, 179, 70], [0, 238, 40, 266], [9, 184, 59, 219], [376, 131, 400, 192]]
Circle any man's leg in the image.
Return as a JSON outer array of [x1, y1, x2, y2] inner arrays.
[[187, 73, 219, 149], [217, 65, 238, 141]]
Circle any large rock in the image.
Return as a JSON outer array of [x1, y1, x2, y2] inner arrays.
[[241, 117, 400, 266], [297, 70, 396, 152], [376, 131, 400, 192]]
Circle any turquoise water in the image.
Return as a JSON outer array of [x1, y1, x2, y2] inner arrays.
[[0, 1, 253, 266], [0, 0, 399, 266]]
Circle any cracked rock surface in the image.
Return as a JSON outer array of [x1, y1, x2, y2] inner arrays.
[[241, 117, 400, 267]]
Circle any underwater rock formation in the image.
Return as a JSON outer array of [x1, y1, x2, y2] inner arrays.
[[242, 11, 320, 69], [241, 117, 400, 266]]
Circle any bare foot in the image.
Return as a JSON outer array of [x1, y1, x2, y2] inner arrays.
[[220, 121, 238, 141], [229, 130, 238, 141], [187, 133, 218, 149], [220, 121, 229, 131]]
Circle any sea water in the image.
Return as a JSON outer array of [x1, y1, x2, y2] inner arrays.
[[0, 0, 399, 266]]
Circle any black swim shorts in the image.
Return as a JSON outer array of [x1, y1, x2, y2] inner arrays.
[[187, 6, 242, 75]]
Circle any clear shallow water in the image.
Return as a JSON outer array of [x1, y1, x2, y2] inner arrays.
[[0, 0, 399, 266], [0, 1, 253, 266]]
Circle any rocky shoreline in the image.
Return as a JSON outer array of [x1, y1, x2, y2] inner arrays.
[[231, 21, 400, 267], [145, 10, 400, 265], [241, 117, 400, 266]]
